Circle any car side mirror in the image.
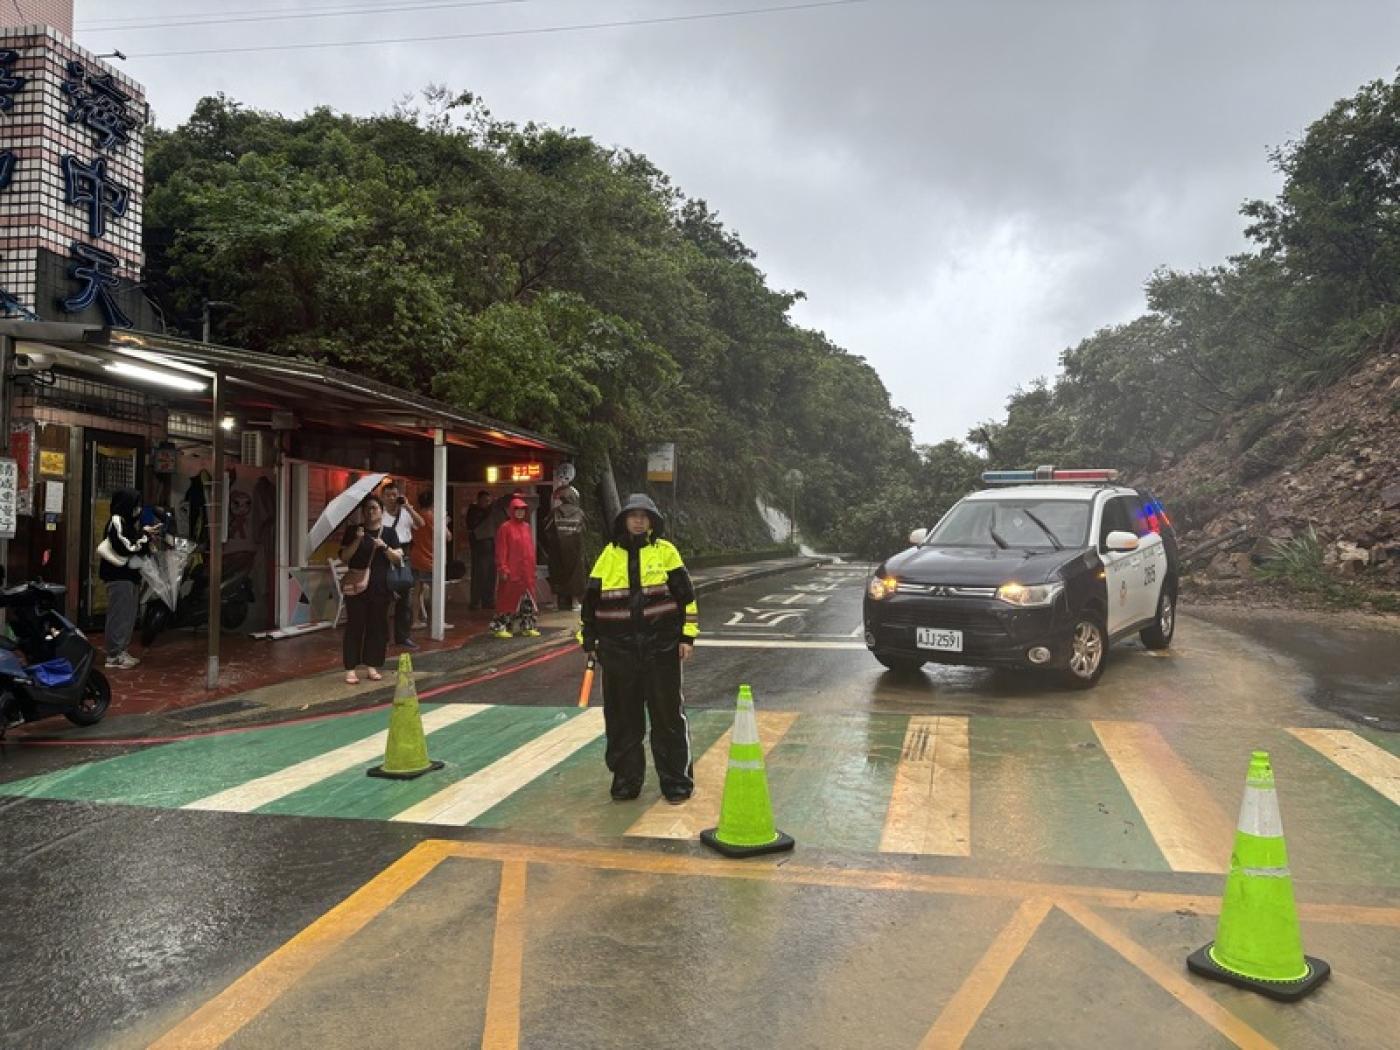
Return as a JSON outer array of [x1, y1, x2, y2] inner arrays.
[[909, 528, 929, 546], [1105, 530, 1140, 552]]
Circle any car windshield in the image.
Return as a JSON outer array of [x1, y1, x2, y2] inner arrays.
[[926, 498, 1092, 550]]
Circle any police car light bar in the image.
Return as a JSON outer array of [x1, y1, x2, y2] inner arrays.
[[981, 466, 1119, 485]]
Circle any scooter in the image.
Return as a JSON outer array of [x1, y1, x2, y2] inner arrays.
[[0, 571, 110, 735], [139, 542, 256, 648]]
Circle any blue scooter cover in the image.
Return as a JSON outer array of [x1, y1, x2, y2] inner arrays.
[[30, 658, 76, 688]]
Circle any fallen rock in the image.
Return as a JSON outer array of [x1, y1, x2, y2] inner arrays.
[[1382, 484, 1400, 511]]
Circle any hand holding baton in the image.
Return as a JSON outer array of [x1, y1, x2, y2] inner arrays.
[[577, 653, 596, 708]]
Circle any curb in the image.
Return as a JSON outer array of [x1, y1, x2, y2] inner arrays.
[[110, 556, 833, 734]]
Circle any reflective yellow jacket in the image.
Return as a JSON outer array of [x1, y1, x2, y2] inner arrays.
[[578, 534, 698, 655]]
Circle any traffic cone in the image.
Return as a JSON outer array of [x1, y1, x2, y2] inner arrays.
[[367, 654, 445, 780], [1186, 750, 1329, 1001], [700, 684, 794, 858]]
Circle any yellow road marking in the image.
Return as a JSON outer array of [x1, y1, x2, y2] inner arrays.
[[433, 840, 1400, 927], [1092, 720, 1234, 873], [1057, 900, 1278, 1049], [1288, 728, 1400, 807], [482, 860, 528, 1050], [625, 710, 799, 840], [392, 709, 606, 826], [153, 838, 1400, 1046], [182, 705, 491, 814], [919, 897, 1051, 1048], [147, 839, 451, 1049], [881, 715, 971, 856]]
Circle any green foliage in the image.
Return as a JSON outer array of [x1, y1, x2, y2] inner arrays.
[[967, 72, 1400, 479], [1256, 528, 1326, 588], [143, 92, 920, 554], [1256, 528, 1398, 611]]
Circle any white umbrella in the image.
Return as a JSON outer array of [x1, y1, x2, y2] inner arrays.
[[306, 472, 387, 553]]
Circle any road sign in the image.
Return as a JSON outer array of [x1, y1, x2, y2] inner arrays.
[[647, 443, 676, 483]]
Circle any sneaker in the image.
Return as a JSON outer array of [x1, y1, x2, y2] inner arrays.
[[399, 639, 420, 651], [105, 653, 140, 669], [521, 628, 541, 638], [492, 629, 514, 639]]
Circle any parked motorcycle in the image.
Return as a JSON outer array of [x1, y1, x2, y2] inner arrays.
[[139, 540, 256, 648], [0, 571, 110, 734]]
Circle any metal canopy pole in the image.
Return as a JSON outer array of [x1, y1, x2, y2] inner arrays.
[[206, 370, 224, 689], [431, 427, 447, 641]]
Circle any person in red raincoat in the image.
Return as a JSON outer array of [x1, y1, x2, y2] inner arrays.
[[490, 496, 540, 638]]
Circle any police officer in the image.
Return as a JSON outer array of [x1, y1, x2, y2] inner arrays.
[[579, 494, 699, 803]]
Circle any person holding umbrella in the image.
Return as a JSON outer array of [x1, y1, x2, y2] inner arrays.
[[338, 494, 406, 684], [578, 493, 698, 803]]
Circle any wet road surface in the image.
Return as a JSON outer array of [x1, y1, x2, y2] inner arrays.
[[1, 563, 1396, 1048]]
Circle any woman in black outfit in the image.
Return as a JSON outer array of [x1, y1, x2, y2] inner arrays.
[[99, 487, 153, 670], [339, 495, 405, 684]]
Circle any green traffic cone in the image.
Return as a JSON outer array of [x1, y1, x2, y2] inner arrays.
[[367, 654, 445, 780], [700, 684, 794, 858], [1186, 750, 1329, 1001]]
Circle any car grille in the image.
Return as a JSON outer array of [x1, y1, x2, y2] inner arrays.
[[894, 582, 998, 598], [884, 608, 1004, 632]]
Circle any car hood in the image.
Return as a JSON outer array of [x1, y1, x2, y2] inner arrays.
[[881, 545, 1087, 587]]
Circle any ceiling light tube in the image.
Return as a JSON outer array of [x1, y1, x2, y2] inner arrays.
[[105, 361, 209, 393]]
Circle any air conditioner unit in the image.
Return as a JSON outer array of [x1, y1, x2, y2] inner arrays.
[[241, 430, 269, 467]]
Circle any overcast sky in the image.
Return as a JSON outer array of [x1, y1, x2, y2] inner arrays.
[[76, 0, 1400, 447]]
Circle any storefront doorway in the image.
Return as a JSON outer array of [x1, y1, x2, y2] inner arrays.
[[79, 432, 145, 629]]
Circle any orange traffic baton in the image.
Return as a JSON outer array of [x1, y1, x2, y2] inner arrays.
[[577, 654, 597, 707]]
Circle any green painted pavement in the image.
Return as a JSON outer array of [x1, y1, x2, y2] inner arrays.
[[1360, 728, 1400, 761], [765, 712, 906, 852], [474, 709, 733, 837], [257, 705, 579, 821], [971, 717, 1168, 871], [1170, 724, 1400, 887], [0, 708, 393, 808]]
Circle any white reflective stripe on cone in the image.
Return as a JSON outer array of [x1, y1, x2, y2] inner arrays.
[[1236, 785, 1284, 838], [1242, 866, 1292, 878], [733, 703, 760, 746]]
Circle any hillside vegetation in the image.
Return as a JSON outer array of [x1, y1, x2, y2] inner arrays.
[[144, 73, 1400, 581], [142, 89, 915, 554]]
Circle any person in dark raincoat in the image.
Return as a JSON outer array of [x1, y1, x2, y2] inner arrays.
[[545, 486, 587, 610], [578, 493, 699, 803]]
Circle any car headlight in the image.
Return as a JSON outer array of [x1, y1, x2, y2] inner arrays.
[[867, 575, 898, 601], [996, 581, 1064, 607]]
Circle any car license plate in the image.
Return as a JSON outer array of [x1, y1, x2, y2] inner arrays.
[[916, 627, 963, 652]]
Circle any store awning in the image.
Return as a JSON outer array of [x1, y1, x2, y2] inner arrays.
[[0, 320, 573, 454]]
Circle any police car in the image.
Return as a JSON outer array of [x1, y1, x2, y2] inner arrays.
[[862, 467, 1178, 688]]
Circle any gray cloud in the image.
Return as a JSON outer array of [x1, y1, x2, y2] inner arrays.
[[87, 0, 1400, 443]]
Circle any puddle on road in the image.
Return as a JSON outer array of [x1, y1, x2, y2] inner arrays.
[[1190, 609, 1400, 731]]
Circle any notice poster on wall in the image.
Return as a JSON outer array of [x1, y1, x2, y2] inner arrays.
[[0, 457, 17, 538], [8, 422, 34, 516]]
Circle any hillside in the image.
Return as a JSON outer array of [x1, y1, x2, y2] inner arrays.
[[1150, 349, 1400, 609]]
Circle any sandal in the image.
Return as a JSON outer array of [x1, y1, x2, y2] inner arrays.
[[345, 671, 359, 685], [366, 668, 383, 681]]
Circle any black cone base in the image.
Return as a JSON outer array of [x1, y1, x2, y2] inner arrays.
[[700, 827, 795, 858], [1187, 944, 1331, 1002], [367, 759, 445, 780]]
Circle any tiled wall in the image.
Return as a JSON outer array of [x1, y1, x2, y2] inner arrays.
[[0, 2, 73, 38], [0, 24, 145, 316]]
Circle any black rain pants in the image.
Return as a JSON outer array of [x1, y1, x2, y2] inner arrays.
[[600, 646, 693, 796]]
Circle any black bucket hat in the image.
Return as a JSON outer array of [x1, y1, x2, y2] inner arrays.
[[613, 493, 664, 538]]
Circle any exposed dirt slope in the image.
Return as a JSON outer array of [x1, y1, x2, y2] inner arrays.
[[1147, 350, 1400, 607]]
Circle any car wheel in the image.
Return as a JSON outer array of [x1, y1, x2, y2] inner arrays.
[[874, 652, 926, 675], [1140, 583, 1176, 650], [1060, 616, 1106, 689]]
